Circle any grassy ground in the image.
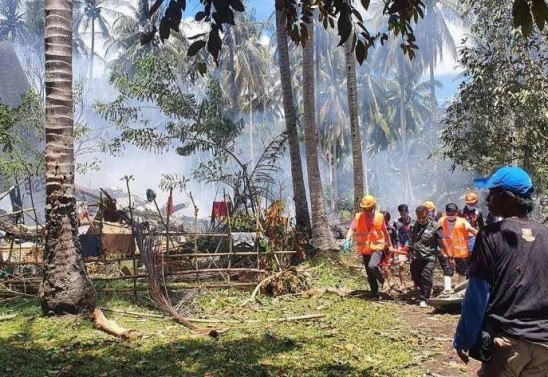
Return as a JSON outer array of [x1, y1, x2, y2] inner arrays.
[[0, 253, 477, 377]]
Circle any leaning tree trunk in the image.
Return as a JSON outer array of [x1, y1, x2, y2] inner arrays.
[[41, 0, 96, 314], [275, 0, 311, 235], [302, 21, 336, 250], [426, 0, 436, 126], [344, 41, 364, 210], [90, 16, 95, 79], [399, 82, 414, 204]]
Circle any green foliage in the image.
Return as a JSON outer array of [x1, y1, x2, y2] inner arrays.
[[0, 91, 45, 187], [96, 52, 241, 157], [442, 0, 548, 192]]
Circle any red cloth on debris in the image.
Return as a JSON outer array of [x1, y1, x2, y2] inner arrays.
[[167, 193, 175, 216], [211, 201, 232, 219]]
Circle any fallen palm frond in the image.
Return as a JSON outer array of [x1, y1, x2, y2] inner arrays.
[[136, 227, 227, 337]]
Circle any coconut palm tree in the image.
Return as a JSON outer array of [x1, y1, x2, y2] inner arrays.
[[0, 0, 28, 42], [222, 11, 273, 166], [415, 0, 463, 118], [302, 20, 336, 250], [274, 0, 311, 234], [313, 29, 348, 211], [344, 40, 365, 209], [41, 0, 96, 314], [74, 0, 127, 77], [374, 37, 430, 203]]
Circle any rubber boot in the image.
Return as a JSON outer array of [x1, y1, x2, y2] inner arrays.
[[443, 276, 453, 295]]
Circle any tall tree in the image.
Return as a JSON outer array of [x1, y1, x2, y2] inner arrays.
[[275, 0, 311, 234], [41, 0, 96, 314], [74, 0, 125, 77], [302, 18, 336, 250], [345, 40, 364, 208], [375, 38, 429, 203], [0, 0, 28, 42], [416, 0, 462, 119], [443, 0, 548, 192]]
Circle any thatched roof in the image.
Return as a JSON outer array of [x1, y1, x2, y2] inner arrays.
[[0, 41, 29, 108]]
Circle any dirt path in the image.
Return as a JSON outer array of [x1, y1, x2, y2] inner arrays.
[[395, 302, 481, 376]]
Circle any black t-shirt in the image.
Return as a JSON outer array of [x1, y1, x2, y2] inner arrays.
[[388, 223, 399, 247], [462, 206, 485, 230], [469, 218, 548, 344], [409, 220, 443, 261]]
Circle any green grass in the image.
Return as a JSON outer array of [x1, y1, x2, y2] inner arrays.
[[0, 253, 438, 377]]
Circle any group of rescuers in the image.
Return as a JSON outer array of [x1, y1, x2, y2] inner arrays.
[[341, 166, 548, 376], [342, 187, 482, 306]]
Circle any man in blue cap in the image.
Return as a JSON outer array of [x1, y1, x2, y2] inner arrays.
[[453, 166, 548, 376]]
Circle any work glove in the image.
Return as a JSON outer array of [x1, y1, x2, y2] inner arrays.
[[342, 239, 351, 253]]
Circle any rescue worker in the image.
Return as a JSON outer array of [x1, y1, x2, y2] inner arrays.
[[342, 195, 393, 299], [454, 166, 548, 376], [380, 211, 399, 291], [462, 192, 484, 252], [425, 200, 453, 290], [409, 205, 444, 308], [394, 204, 413, 289], [462, 192, 485, 231], [424, 201, 437, 221], [439, 203, 477, 293]]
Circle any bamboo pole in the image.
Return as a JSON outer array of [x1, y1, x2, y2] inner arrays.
[[0, 251, 298, 267], [122, 176, 137, 300], [98, 307, 324, 324], [91, 268, 268, 281], [101, 282, 256, 292]]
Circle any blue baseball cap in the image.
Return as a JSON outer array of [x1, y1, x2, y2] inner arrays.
[[474, 166, 533, 197]]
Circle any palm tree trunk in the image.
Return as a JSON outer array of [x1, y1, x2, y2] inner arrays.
[[275, 0, 311, 235], [427, 0, 436, 124], [344, 41, 364, 209], [249, 98, 255, 167], [429, 54, 436, 123], [302, 21, 336, 250], [399, 83, 414, 204], [226, 26, 238, 110], [41, 0, 96, 314], [90, 16, 95, 79]]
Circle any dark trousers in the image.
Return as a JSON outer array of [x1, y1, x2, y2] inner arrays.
[[362, 252, 385, 296], [410, 258, 435, 300], [438, 255, 469, 277], [438, 254, 453, 276]]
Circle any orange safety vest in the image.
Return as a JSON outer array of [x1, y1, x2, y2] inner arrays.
[[441, 217, 469, 259], [354, 211, 386, 255]]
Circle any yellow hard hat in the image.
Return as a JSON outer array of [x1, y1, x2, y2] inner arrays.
[[423, 201, 436, 211], [359, 195, 376, 209], [465, 192, 479, 204]]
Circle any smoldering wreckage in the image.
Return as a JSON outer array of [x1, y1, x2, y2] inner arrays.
[[0, 176, 470, 318], [1, 179, 342, 334]]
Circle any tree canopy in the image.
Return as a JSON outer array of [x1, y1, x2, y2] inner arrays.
[[140, 0, 548, 65], [442, 0, 548, 191]]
